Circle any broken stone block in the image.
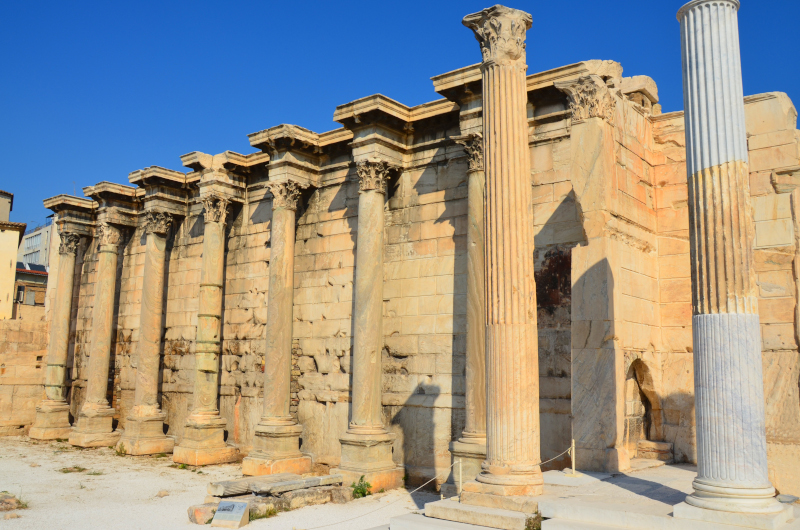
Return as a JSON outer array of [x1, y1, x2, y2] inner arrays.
[[280, 487, 333, 510], [251, 474, 343, 495], [187, 503, 217, 525], [0, 494, 21, 512]]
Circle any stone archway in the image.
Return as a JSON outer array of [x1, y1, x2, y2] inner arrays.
[[623, 358, 664, 456]]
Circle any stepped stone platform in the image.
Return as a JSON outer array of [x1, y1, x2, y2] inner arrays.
[[378, 465, 800, 530]]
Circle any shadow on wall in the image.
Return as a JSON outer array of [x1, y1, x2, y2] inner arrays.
[[391, 383, 439, 502]]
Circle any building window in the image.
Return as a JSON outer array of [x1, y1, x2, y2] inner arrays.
[[25, 234, 41, 250], [24, 251, 40, 264]]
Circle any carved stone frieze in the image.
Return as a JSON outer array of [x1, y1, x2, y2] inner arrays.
[[462, 5, 532, 67], [356, 158, 397, 194], [556, 75, 617, 125], [266, 180, 308, 211], [96, 222, 122, 247], [58, 232, 81, 256], [202, 195, 230, 224], [145, 211, 173, 235], [452, 133, 484, 172]]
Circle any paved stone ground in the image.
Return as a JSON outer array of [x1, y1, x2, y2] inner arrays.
[[0, 436, 439, 529]]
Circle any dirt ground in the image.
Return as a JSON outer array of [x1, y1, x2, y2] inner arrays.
[[0, 436, 438, 529]]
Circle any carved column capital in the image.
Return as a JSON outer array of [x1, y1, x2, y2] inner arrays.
[[462, 5, 532, 67], [201, 195, 229, 224], [96, 222, 122, 247], [452, 133, 484, 172], [266, 181, 308, 211], [556, 75, 617, 125], [58, 231, 81, 256], [144, 211, 173, 235], [356, 157, 397, 194]]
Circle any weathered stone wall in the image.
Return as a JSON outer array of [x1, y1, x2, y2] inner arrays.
[[0, 318, 47, 435]]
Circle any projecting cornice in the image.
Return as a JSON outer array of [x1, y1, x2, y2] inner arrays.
[[43, 195, 96, 237], [82, 181, 140, 227], [129, 166, 194, 218]]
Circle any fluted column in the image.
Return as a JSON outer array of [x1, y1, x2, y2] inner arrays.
[[675, 0, 785, 519], [333, 158, 404, 492], [243, 180, 311, 476], [461, 5, 543, 501], [174, 194, 238, 465], [445, 133, 487, 492], [29, 229, 81, 440], [117, 211, 174, 455], [70, 222, 124, 447]]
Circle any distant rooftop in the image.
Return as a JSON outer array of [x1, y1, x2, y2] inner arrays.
[[16, 261, 48, 276]]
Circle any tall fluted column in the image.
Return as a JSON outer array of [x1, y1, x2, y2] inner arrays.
[[29, 230, 81, 440], [461, 5, 543, 503], [243, 181, 311, 476], [70, 222, 124, 447], [333, 158, 404, 492], [174, 194, 239, 465], [675, 0, 785, 519], [446, 133, 487, 491], [117, 211, 175, 455]]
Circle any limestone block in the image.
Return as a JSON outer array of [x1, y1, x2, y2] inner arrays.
[[744, 92, 798, 137]]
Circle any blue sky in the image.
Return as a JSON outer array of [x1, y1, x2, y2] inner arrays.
[[2, 1, 797, 227]]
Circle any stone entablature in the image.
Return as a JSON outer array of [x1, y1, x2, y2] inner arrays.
[[4, 22, 798, 500]]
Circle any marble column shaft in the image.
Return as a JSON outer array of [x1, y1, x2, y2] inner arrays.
[[174, 194, 238, 465], [678, 0, 781, 515], [463, 5, 542, 496], [70, 222, 123, 447], [350, 160, 390, 433], [118, 211, 174, 454], [243, 181, 311, 476], [29, 230, 81, 440], [454, 133, 487, 445]]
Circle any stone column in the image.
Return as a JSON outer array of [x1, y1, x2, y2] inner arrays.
[[243, 180, 311, 476], [117, 211, 174, 455], [674, 0, 787, 522], [461, 5, 543, 507], [333, 158, 403, 492], [29, 230, 81, 440], [174, 194, 238, 465], [449, 133, 487, 486], [70, 222, 124, 447]]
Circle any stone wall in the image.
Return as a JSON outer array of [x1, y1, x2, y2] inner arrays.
[[0, 318, 47, 435]]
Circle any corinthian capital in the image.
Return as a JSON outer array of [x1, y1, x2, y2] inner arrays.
[[462, 5, 532, 66], [555, 75, 617, 125], [356, 158, 398, 194], [201, 195, 229, 224], [96, 222, 122, 247], [266, 180, 308, 211], [145, 211, 173, 235], [452, 133, 484, 172], [58, 231, 81, 256]]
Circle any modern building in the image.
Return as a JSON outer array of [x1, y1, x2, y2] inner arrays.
[[17, 217, 55, 267], [0, 190, 26, 319]]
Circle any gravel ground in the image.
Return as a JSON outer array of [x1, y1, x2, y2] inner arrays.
[[0, 436, 438, 529]]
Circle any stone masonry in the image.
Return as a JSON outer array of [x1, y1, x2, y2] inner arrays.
[[1, 2, 799, 502]]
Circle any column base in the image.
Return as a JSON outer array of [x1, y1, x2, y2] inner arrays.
[[674, 501, 792, 530], [242, 454, 312, 476], [682, 478, 786, 514], [334, 430, 404, 492], [461, 481, 542, 512], [173, 415, 239, 466], [29, 400, 72, 440], [241, 421, 310, 476], [441, 439, 487, 498], [69, 404, 120, 448], [116, 413, 174, 455]]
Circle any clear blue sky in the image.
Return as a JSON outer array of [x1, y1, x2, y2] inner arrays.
[[2, 1, 797, 227]]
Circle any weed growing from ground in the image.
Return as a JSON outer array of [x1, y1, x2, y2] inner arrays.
[[351, 475, 372, 499]]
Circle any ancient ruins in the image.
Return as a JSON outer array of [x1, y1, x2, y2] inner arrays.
[[2, 0, 800, 528]]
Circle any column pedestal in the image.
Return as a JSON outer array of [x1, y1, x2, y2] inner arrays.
[[70, 223, 122, 448], [174, 416, 238, 466], [29, 400, 72, 441], [30, 230, 81, 440], [333, 159, 403, 492], [243, 182, 310, 476]]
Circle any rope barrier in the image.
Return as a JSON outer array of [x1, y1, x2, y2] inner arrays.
[[295, 441, 578, 530]]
